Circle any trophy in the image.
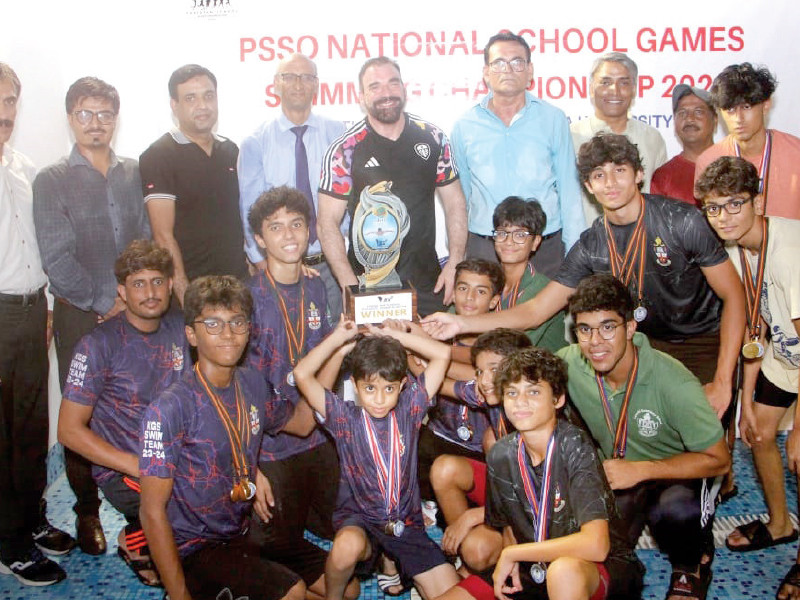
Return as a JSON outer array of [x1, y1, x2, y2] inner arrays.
[[345, 181, 417, 326]]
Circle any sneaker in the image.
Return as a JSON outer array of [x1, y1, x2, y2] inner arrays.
[[0, 547, 66, 586], [32, 522, 77, 556]]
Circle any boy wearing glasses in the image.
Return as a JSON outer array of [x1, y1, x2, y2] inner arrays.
[[244, 186, 356, 600], [140, 276, 315, 600], [697, 157, 800, 598], [556, 274, 729, 600]]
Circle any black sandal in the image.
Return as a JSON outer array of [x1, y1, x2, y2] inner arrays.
[[777, 563, 800, 600], [665, 563, 711, 600], [117, 547, 162, 587]]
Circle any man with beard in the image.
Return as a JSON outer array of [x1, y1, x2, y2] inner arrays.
[[141, 64, 248, 307], [58, 240, 189, 587], [33, 76, 149, 556], [317, 57, 467, 316], [651, 85, 717, 206]]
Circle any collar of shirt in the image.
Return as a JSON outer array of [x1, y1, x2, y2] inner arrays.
[[67, 144, 120, 171], [276, 111, 321, 134], [169, 127, 226, 145], [479, 91, 538, 127]]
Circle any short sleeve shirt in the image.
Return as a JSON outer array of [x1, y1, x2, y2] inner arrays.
[[498, 265, 566, 351], [453, 379, 514, 440], [554, 194, 728, 340], [140, 368, 290, 558], [246, 271, 332, 461], [321, 372, 431, 526], [63, 312, 190, 484]]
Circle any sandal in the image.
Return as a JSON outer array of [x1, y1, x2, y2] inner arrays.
[[117, 547, 161, 587], [665, 563, 711, 600], [376, 572, 406, 597], [777, 563, 800, 600], [726, 520, 799, 553]]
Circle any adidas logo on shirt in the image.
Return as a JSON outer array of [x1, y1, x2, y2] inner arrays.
[[364, 157, 380, 168]]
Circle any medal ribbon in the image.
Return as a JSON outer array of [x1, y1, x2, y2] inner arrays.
[[460, 405, 470, 428], [738, 218, 769, 343], [497, 263, 535, 311], [735, 129, 772, 208], [194, 364, 251, 484], [361, 411, 401, 515], [594, 348, 639, 459], [604, 199, 647, 308], [517, 431, 556, 543], [263, 269, 306, 365]]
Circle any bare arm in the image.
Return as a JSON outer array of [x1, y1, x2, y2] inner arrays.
[[147, 198, 189, 305], [317, 192, 357, 288], [281, 399, 315, 438], [58, 400, 139, 478], [140, 475, 190, 600], [434, 181, 468, 305], [421, 281, 573, 340], [603, 437, 730, 490], [701, 259, 747, 417], [738, 318, 766, 448]]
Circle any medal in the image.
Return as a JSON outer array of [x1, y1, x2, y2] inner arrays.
[[286, 371, 296, 387], [595, 348, 639, 459], [263, 269, 307, 367], [738, 218, 769, 361], [384, 520, 405, 537], [742, 340, 765, 359], [457, 425, 473, 441], [230, 477, 257, 502], [530, 562, 547, 584], [633, 304, 648, 323]]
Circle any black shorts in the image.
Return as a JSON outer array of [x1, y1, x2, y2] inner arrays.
[[755, 370, 796, 409], [98, 473, 141, 524], [183, 534, 301, 600]]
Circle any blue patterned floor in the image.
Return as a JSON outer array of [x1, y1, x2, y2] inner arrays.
[[2, 436, 797, 600]]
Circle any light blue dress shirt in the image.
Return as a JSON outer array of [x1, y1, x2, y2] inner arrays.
[[451, 92, 585, 251], [238, 112, 346, 262]]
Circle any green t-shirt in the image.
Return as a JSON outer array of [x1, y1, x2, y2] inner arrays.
[[556, 333, 722, 462], [499, 266, 567, 352]]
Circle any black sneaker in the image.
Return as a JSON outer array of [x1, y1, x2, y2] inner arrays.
[[32, 522, 77, 556], [0, 547, 67, 586]]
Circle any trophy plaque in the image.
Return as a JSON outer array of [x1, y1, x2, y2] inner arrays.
[[345, 181, 418, 326]]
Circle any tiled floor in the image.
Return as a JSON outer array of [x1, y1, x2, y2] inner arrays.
[[2, 437, 797, 600]]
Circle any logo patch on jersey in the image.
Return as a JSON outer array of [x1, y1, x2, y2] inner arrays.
[[66, 353, 88, 387], [171, 344, 184, 371], [634, 409, 662, 438], [364, 156, 380, 168], [652, 236, 671, 266], [307, 302, 322, 330], [553, 483, 566, 513], [250, 405, 261, 436], [414, 143, 431, 160]]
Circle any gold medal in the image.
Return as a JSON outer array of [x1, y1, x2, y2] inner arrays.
[[230, 477, 257, 502], [742, 340, 765, 360]]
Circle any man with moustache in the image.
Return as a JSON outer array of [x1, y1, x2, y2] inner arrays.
[[239, 53, 345, 319], [695, 63, 800, 220], [34, 76, 149, 556], [571, 52, 667, 223], [58, 240, 189, 587], [141, 64, 248, 307], [0, 62, 71, 587], [651, 85, 717, 206], [318, 57, 468, 316]]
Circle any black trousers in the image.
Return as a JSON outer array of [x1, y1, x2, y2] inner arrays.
[[0, 292, 49, 560], [53, 300, 101, 519]]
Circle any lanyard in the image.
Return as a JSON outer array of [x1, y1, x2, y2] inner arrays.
[[361, 410, 401, 515], [594, 348, 639, 459], [263, 269, 306, 365], [604, 199, 647, 309], [739, 218, 769, 343], [735, 130, 772, 209], [517, 431, 556, 542], [194, 364, 250, 484], [497, 263, 535, 310]]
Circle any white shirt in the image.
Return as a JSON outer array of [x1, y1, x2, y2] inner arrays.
[[0, 143, 47, 294]]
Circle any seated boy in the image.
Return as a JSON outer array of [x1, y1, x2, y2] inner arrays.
[[431, 329, 531, 572], [491, 197, 566, 351], [293, 318, 460, 600], [140, 276, 315, 600], [445, 347, 644, 600], [418, 259, 502, 506]]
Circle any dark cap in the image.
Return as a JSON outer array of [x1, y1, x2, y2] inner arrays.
[[672, 84, 713, 113]]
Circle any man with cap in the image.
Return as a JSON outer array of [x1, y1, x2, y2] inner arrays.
[[651, 85, 717, 206]]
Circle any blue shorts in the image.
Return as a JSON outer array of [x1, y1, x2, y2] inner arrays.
[[338, 514, 448, 586]]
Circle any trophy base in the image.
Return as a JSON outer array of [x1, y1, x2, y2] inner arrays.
[[345, 281, 418, 326]]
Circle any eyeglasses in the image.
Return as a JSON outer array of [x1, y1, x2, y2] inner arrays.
[[700, 198, 752, 217], [487, 58, 528, 73], [72, 109, 117, 125], [574, 322, 625, 341], [493, 229, 534, 244], [193, 317, 250, 335], [277, 73, 318, 85]]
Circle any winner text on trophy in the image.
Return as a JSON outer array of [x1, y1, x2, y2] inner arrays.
[[344, 181, 418, 326]]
